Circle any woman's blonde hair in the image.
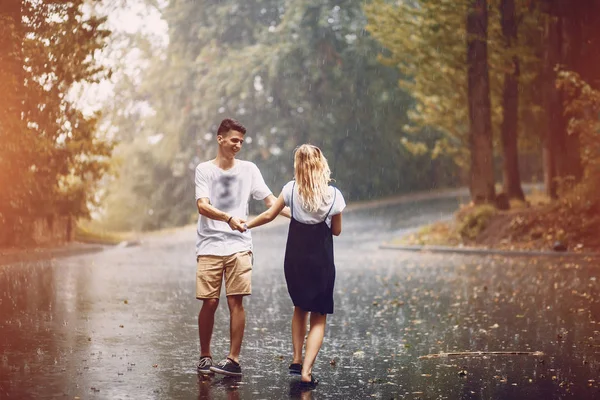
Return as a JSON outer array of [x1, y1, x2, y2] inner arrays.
[[294, 144, 332, 213]]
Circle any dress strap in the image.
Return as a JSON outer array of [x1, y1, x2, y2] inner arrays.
[[290, 181, 295, 219], [324, 187, 337, 221]]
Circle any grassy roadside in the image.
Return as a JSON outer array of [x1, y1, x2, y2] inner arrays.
[[74, 222, 139, 245], [394, 189, 600, 254]]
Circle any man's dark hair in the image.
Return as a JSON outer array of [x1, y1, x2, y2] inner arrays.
[[217, 118, 246, 136]]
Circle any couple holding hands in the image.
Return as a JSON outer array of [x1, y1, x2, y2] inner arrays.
[[194, 118, 345, 387]]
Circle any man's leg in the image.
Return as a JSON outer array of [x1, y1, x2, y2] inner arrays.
[[198, 298, 219, 357], [222, 251, 252, 364], [291, 306, 308, 365], [301, 312, 327, 383], [226, 295, 245, 363], [196, 255, 225, 362]]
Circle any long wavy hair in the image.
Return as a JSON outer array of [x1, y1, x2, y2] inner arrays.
[[294, 144, 332, 213]]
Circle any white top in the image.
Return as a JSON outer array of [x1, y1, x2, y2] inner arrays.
[[281, 180, 346, 227], [195, 160, 272, 256]]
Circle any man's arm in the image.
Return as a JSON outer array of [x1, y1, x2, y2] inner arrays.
[[196, 198, 246, 232], [263, 194, 291, 218]]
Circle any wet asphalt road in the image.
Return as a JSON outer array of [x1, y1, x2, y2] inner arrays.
[[1, 196, 600, 400]]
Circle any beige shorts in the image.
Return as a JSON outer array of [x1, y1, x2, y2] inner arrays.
[[196, 251, 253, 299]]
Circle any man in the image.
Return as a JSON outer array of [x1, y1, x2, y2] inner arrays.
[[194, 118, 289, 377]]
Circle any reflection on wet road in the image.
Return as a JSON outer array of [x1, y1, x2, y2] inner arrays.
[[1, 197, 599, 399]]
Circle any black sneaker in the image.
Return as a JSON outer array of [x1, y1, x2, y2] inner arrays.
[[197, 356, 214, 375], [289, 363, 302, 376], [210, 357, 242, 377]]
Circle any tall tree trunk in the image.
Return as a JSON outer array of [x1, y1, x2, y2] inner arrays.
[[542, 142, 556, 199], [467, 0, 496, 204], [0, 0, 24, 245], [542, 13, 562, 199], [500, 0, 524, 201], [0, 0, 23, 163]]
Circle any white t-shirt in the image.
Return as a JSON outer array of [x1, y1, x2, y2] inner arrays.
[[195, 160, 272, 256], [281, 180, 346, 227]]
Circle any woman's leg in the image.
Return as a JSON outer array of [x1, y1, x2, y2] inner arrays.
[[291, 307, 308, 364], [301, 312, 327, 382]]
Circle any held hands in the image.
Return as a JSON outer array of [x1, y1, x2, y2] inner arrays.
[[227, 216, 247, 233]]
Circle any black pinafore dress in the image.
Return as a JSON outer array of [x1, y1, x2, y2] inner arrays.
[[284, 183, 337, 314]]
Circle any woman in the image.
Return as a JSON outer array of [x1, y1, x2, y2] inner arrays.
[[246, 144, 345, 386]]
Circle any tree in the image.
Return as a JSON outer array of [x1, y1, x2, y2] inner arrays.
[[538, 1, 600, 198], [0, 1, 112, 245], [0, 0, 31, 231], [499, 0, 525, 200], [466, 0, 496, 204], [99, 0, 458, 230], [365, 0, 547, 204], [556, 70, 600, 202], [365, 0, 510, 195], [541, 10, 561, 199], [365, 0, 472, 170]]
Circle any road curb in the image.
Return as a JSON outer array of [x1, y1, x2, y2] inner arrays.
[[379, 243, 600, 258]]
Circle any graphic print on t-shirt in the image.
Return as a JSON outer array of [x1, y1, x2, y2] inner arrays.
[[212, 175, 243, 212]]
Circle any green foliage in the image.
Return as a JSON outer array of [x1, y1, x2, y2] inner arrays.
[[456, 204, 497, 240], [398, 221, 461, 246], [0, 0, 113, 244], [556, 69, 600, 199], [365, 0, 470, 167], [74, 224, 132, 245], [364, 0, 543, 169], [99, 0, 462, 231]]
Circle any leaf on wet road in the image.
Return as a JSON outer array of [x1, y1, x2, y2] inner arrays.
[[353, 350, 365, 359]]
